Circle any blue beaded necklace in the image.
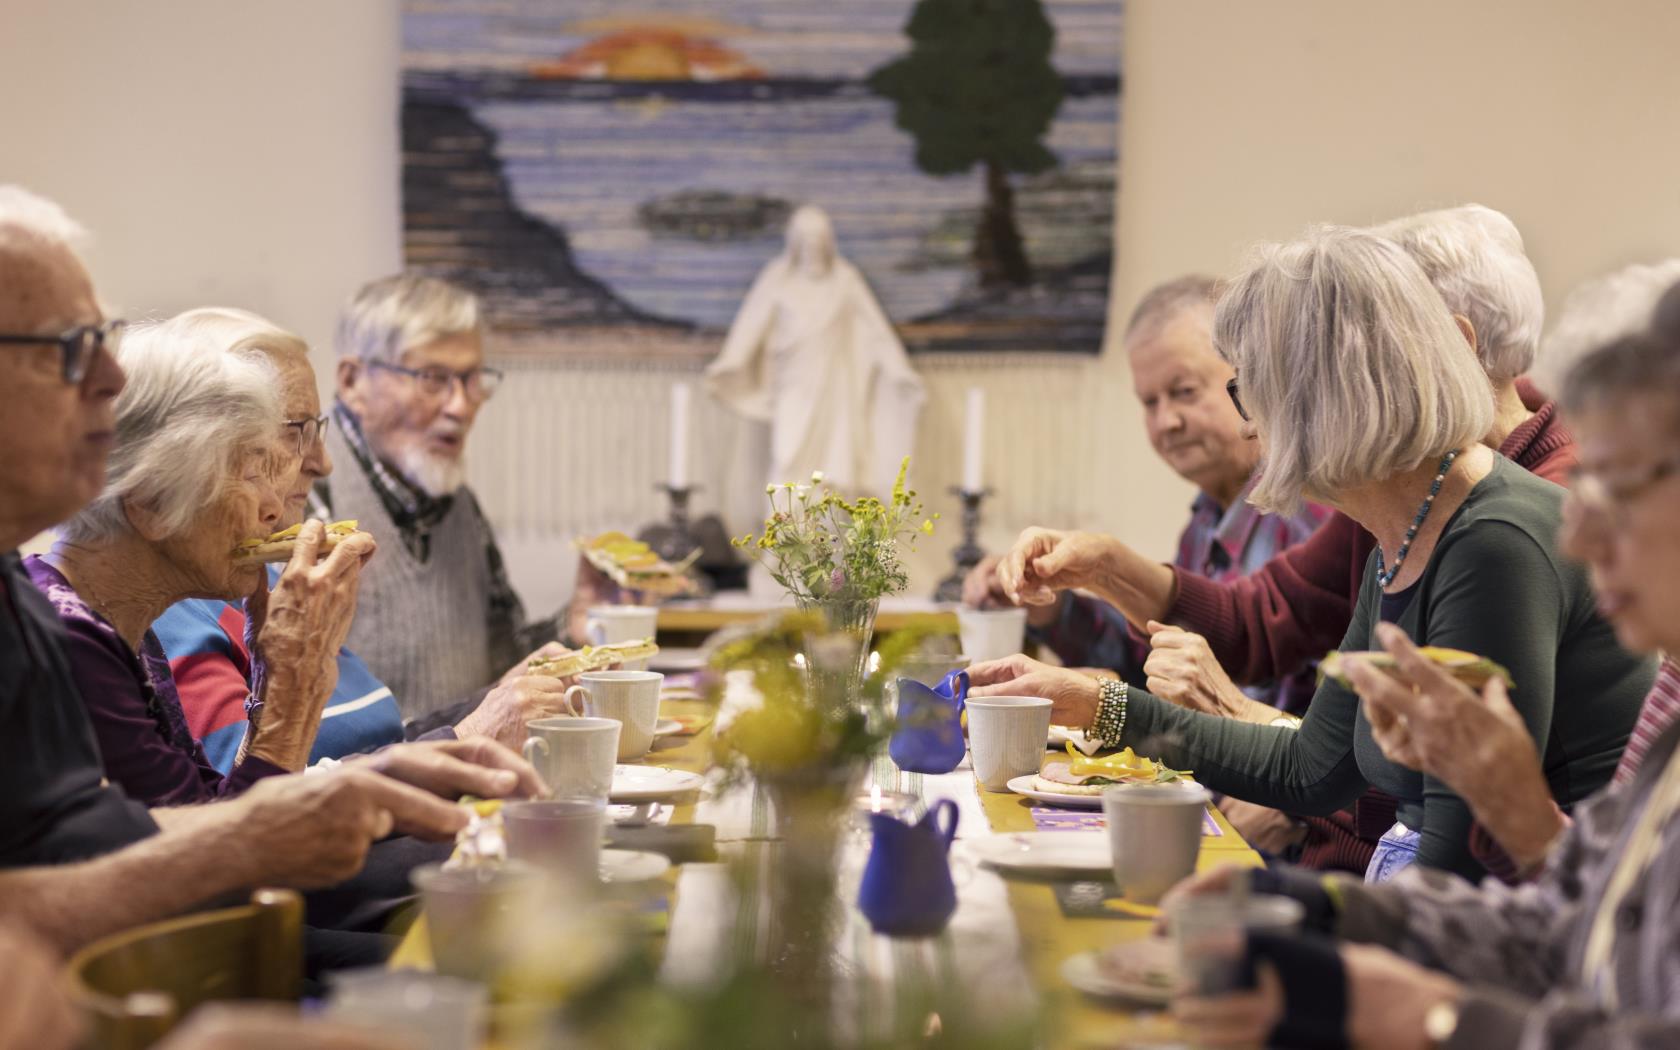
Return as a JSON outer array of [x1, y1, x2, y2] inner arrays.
[[1375, 448, 1460, 589]]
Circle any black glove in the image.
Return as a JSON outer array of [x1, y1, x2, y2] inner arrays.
[[1246, 929, 1349, 1050], [1249, 865, 1340, 934]]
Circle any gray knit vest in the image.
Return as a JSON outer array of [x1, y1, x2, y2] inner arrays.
[[325, 425, 495, 720]]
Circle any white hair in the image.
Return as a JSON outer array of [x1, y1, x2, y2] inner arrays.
[[1215, 226, 1495, 514], [60, 308, 290, 544], [1538, 259, 1680, 392], [335, 273, 482, 363], [1371, 204, 1543, 384], [0, 185, 88, 250]]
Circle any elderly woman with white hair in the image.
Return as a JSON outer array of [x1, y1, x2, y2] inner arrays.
[[24, 308, 377, 806], [970, 226, 1653, 881]]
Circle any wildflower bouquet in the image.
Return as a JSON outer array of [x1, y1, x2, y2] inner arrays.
[[733, 457, 935, 605]]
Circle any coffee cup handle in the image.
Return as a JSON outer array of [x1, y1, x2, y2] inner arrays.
[[522, 736, 549, 766], [562, 685, 588, 718]]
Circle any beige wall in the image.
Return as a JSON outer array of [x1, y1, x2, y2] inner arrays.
[[6, 0, 1679, 609]]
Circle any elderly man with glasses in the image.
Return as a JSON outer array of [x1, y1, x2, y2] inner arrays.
[[306, 274, 589, 725]]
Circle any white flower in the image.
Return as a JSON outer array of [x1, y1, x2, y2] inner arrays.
[[810, 470, 825, 484], [765, 484, 777, 495]]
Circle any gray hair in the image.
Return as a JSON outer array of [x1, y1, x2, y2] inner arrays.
[[1560, 313, 1680, 440], [1371, 204, 1543, 384], [1539, 259, 1680, 392], [0, 185, 88, 250], [335, 273, 482, 363], [1123, 274, 1223, 346], [1214, 226, 1495, 513], [60, 308, 289, 544]]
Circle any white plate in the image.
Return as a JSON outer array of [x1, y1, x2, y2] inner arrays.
[[1061, 943, 1177, 1006], [610, 764, 705, 802], [653, 718, 684, 738], [599, 848, 671, 884], [1005, 774, 1104, 809], [649, 648, 707, 673], [968, 832, 1111, 878]]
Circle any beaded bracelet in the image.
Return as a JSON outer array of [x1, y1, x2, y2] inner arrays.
[[1090, 678, 1129, 749]]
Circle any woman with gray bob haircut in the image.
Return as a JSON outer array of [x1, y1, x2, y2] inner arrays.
[[969, 225, 1652, 882], [30, 307, 378, 806]]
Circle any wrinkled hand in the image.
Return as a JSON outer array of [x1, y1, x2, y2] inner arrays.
[[1343, 943, 1462, 1050], [353, 737, 547, 801], [1348, 623, 1561, 869], [0, 923, 82, 1050], [996, 527, 1118, 607], [1144, 621, 1254, 721], [967, 653, 1101, 728], [1171, 962, 1284, 1049], [245, 520, 378, 767], [230, 767, 469, 887], [455, 673, 582, 749], [1217, 798, 1307, 855], [158, 1005, 407, 1050], [1347, 624, 1542, 804], [961, 554, 1009, 609]]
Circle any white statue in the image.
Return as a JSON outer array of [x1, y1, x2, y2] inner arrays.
[[705, 205, 925, 496]]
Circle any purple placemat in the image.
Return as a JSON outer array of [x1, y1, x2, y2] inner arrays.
[[1029, 807, 1223, 837]]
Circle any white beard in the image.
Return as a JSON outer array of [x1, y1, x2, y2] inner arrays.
[[395, 445, 467, 497]]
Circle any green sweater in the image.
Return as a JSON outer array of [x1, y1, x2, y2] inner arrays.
[[1125, 456, 1655, 880]]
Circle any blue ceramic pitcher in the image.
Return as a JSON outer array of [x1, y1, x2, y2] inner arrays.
[[888, 670, 968, 774], [857, 797, 960, 937]]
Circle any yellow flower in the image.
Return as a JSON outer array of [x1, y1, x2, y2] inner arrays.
[[920, 519, 935, 536]]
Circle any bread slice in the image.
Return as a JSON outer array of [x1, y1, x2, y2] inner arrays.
[[1319, 646, 1514, 691], [524, 638, 660, 679], [230, 520, 361, 564]]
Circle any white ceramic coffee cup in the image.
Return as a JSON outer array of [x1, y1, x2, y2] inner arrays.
[[585, 605, 658, 669], [522, 716, 621, 800], [565, 670, 663, 760], [1102, 782, 1212, 903], [964, 694, 1053, 791], [958, 607, 1029, 664]]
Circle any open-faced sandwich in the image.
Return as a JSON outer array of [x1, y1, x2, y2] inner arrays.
[[230, 519, 361, 564], [577, 531, 699, 597], [1319, 646, 1514, 691], [1033, 743, 1192, 796], [524, 638, 661, 679]]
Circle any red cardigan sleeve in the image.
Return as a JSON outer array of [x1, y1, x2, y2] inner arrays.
[[1164, 512, 1376, 684]]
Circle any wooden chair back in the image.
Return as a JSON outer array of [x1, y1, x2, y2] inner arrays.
[[65, 888, 303, 1050]]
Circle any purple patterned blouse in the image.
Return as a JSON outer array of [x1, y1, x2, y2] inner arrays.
[[24, 557, 285, 807]]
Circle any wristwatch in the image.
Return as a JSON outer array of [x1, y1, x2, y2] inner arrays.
[[1423, 998, 1460, 1047]]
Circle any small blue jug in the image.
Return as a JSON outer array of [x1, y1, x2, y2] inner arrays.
[[857, 798, 960, 937], [888, 670, 968, 774]]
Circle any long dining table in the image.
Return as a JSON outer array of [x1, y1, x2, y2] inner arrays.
[[392, 677, 1264, 1048]]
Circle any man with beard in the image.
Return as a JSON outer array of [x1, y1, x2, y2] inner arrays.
[[311, 275, 593, 722]]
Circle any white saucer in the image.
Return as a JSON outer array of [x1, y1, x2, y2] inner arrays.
[[653, 718, 684, 738], [610, 764, 705, 802], [599, 848, 671, 884], [1061, 941, 1177, 1006], [1005, 774, 1103, 809], [967, 832, 1111, 878]]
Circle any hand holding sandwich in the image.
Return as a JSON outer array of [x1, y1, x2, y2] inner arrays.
[[242, 519, 378, 770], [454, 667, 581, 749], [1346, 623, 1562, 871]]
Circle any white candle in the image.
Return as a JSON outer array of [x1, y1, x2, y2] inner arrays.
[[669, 381, 691, 489], [962, 386, 984, 493]]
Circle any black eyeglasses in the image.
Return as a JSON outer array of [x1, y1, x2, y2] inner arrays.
[[282, 413, 330, 456], [365, 359, 503, 402], [1225, 376, 1250, 422], [0, 319, 125, 384]]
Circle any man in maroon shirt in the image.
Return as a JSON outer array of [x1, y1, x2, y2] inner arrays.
[[991, 205, 1575, 870]]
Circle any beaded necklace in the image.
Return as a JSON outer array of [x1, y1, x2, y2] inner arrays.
[[1374, 449, 1460, 589]]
